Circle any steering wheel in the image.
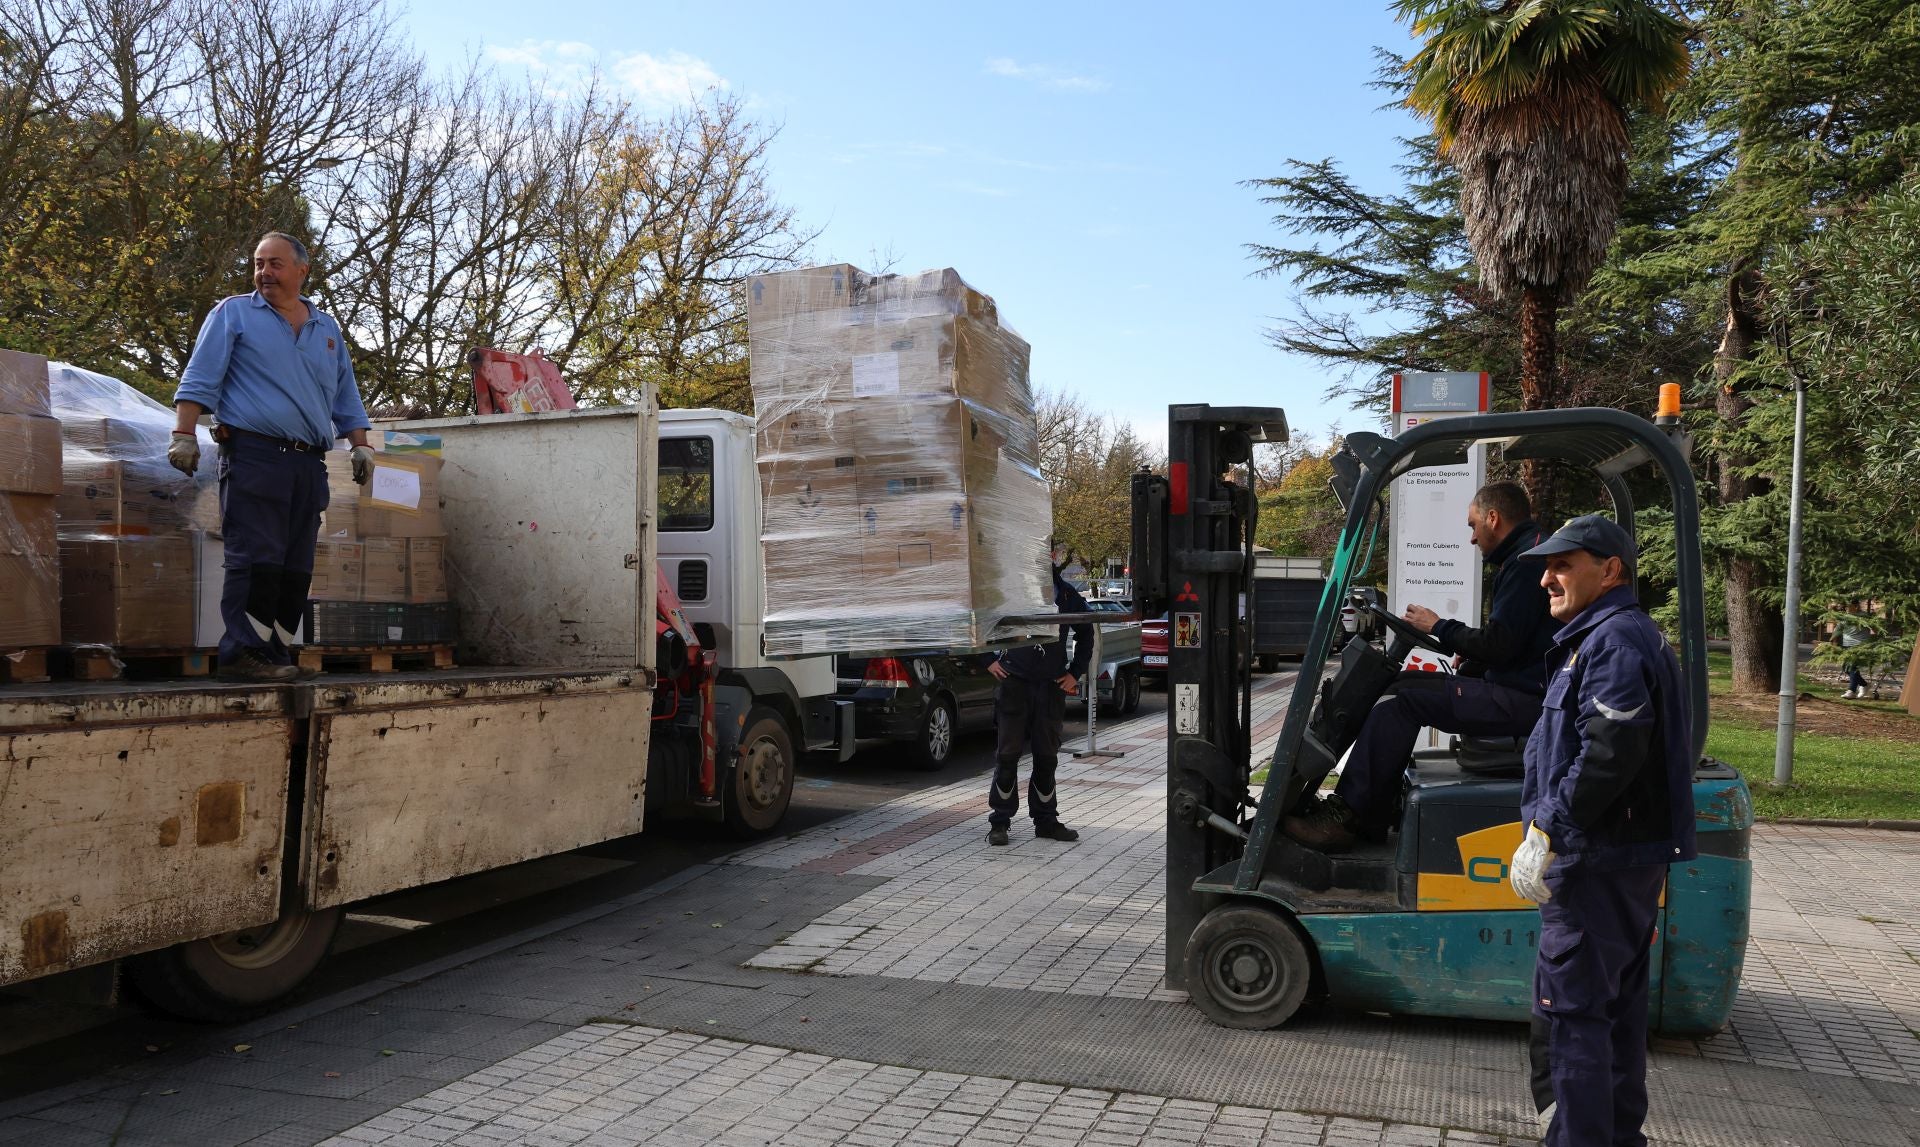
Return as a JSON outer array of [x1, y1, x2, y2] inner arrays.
[[1364, 601, 1450, 657]]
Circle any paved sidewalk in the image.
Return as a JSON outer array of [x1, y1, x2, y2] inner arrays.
[[2, 674, 1917, 1146]]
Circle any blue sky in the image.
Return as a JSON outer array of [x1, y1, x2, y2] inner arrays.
[[398, 2, 1423, 445]]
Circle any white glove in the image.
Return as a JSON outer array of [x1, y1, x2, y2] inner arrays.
[[1510, 822, 1556, 904], [349, 444, 376, 485], [167, 431, 200, 476]]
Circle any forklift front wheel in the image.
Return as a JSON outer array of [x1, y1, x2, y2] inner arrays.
[[1183, 903, 1314, 1029]]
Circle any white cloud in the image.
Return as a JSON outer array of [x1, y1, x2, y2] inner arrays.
[[611, 50, 728, 110], [984, 57, 1109, 93], [484, 40, 726, 109]]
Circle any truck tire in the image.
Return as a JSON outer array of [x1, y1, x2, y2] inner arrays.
[[909, 695, 957, 771], [125, 907, 343, 1022], [1257, 654, 1280, 674], [1120, 668, 1142, 715], [725, 706, 795, 838], [1184, 902, 1315, 1030]]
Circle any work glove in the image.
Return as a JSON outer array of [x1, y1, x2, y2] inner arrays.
[[167, 431, 200, 476], [1510, 822, 1556, 904], [349, 444, 376, 485]]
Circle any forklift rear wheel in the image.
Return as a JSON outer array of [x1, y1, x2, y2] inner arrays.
[[725, 706, 795, 837], [126, 907, 343, 1022], [1184, 903, 1314, 1029]]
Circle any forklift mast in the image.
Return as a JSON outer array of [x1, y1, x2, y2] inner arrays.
[[1131, 404, 1289, 986]]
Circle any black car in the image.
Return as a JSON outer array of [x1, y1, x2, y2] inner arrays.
[[835, 652, 999, 769]]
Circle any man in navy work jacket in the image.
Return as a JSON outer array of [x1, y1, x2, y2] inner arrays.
[[1508, 514, 1695, 1147], [985, 541, 1094, 846], [1286, 481, 1556, 851], [168, 233, 375, 681]]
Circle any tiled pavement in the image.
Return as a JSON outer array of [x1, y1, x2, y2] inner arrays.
[[2, 673, 1917, 1146]]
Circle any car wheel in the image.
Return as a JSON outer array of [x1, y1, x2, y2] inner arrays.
[[910, 695, 957, 770], [725, 706, 795, 837]]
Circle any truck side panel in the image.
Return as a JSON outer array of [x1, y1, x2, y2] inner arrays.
[[306, 685, 649, 910], [1, 716, 289, 985]]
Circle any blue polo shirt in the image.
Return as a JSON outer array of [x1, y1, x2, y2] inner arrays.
[[175, 292, 370, 448]]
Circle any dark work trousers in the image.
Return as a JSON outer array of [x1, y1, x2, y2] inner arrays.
[[1536, 863, 1667, 1147], [1334, 672, 1543, 830], [988, 675, 1067, 827], [217, 435, 328, 665]]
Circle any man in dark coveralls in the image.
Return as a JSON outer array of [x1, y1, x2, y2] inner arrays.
[[985, 541, 1094, 846], [168, 233, 375, 680], [1286, 481, 1555, 851], [1509, 515, 1695, 1147]]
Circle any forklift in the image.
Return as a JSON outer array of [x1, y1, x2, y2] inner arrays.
[[1129, 399, 1752, 1035]]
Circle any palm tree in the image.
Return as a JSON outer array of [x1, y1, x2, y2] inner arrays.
[[1396, 0, 1691, 415]]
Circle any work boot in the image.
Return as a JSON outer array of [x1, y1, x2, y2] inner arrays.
[[219, 647, 298, 682], [1283, 793, 1361, 853], [986, 825, 1009, 846], [1035, 821, 1080, 842]]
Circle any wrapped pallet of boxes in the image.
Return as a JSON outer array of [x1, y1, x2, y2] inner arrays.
[[47, 363, 212, 649], [0, 349, 62, 652], [748, 264, 1054, 655], [306, 449, 453, 647]]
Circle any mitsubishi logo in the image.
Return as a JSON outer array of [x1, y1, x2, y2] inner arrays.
[[1175, 581, 1200, 603]]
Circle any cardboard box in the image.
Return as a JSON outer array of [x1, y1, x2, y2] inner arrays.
[[59, 534, 194, 647], [0, 413, 61, 495], [356, 454, 444, 538], [56, 460, 193, 536], [360, 537, 409, 603], [0, 349, 50, 418], [747, 263, 860, 325], [0, 493, 59, 646], [188, 532, 303, 647], [407, 537, 447, 603], [311, 540, 364, 602]]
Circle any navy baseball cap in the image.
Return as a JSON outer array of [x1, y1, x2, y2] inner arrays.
[[1518, 514, 1636, 573]]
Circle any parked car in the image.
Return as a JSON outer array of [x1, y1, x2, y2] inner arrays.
[[835, 653, 998, 769], [1140, 612, 1169, 686]]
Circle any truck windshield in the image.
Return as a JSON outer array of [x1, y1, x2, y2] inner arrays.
[[659, 436, 714, 531]]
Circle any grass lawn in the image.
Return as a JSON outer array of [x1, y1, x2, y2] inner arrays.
[[1704, 653, 1920, 822]]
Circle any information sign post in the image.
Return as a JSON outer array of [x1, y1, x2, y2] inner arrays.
[[1389, 373, 1489, 675]]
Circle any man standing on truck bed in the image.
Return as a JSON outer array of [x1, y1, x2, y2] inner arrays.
[[167, 232, 375, 681], [1285, 481, 1555, 851], [985, 541, 1094, 845]]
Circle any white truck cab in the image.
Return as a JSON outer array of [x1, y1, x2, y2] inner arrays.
[[655, 409, 854, 759]]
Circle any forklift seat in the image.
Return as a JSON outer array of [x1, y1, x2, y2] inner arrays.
[[1454, 735, 1526, 777]]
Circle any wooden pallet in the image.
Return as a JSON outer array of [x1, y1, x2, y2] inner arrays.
[[61, 646, 214, 681], [0, 647, 52, 684], [296, 643, 455, 675]]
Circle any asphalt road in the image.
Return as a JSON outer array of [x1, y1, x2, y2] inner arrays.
[[0, 698, 1152, 1099]]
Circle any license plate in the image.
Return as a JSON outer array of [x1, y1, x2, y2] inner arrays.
[[1144, 654, 1167, 667]]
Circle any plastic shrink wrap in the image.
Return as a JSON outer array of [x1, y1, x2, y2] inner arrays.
[[47, 363, 215, 648], [749, 265, 1054, 656]]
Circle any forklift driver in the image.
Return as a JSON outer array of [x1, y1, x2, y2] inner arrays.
[[1284, 481, 1555, 852]]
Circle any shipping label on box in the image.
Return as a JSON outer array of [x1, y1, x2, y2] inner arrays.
[[406, 537, 447, 603], [0, 414, 62, 495], [357, 454, 444, 538], [360, 537, 409, 602], [311, 540, 365, 602]]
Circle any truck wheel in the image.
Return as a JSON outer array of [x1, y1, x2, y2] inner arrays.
[[1120, 668, 1142, 715], [910, 696, 957, 771], [726, 706, 795, 838], [1183, 903, 1314, 1029], [126, 907, 343, 1022], [1257, 654, 1280, 674]]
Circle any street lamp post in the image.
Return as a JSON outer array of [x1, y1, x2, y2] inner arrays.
[[1772, 378, 1809, 787]]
